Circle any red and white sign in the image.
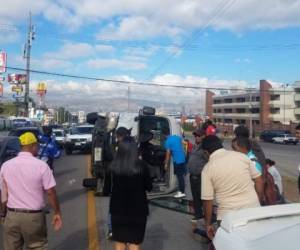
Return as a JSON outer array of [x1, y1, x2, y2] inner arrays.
[[8, 74, 27, 84], [0, 52, 7, 73], [0, 83, 3, 96], [12, 85, 23, 93]]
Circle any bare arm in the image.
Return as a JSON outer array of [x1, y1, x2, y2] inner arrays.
[[203, 199, 215, 240], [47, 188, 61, 214], [254, 176, 264, 203], [47, 187, 62, 231], [164, 150, 171, 170]]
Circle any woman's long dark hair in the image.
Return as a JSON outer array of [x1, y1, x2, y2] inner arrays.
[[109, 140, 141, 176]]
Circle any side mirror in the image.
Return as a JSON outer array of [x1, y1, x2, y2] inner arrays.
[[134, 116, 139, 122], [86, 112, 99, 125]]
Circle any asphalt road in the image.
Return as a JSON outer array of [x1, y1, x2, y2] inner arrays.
[[0, 152, 208, 250], [186, 134, 300, 178]]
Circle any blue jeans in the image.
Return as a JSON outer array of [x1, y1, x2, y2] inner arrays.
[[174, 163, 186, 193]]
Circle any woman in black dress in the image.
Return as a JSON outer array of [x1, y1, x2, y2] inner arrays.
[[109, 139, 152, 250]]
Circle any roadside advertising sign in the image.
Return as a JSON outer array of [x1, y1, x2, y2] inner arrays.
[[37, 82, 47, 96], [12, 85, 23, 93], [0, 83, 3, 96], [8, 74, 27, 84], [0, 52, 7, 73]]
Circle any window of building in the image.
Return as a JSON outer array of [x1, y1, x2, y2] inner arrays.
[[213, 100, 222, 104], [236, 108, 246, 113], [213, 109, 217, 113], [236, 119, 246, 124], [224, 119, 233, 124], [271, 95, 280, 101], [253, 120, 260, 125], [224, 99, 233, 103], [224, 109, 232, 113], [236, 97, 246, 103], [250, 108, 260, 113], [255, 96, 260, 102], [270, 108, 280, 114]]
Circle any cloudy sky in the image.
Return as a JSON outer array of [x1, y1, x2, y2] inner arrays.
[[1, 0, 300, 111]]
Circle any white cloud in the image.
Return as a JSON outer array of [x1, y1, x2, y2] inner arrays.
[[44, 42, 94, 60], [2, 0, 300, 35], [28, 73, 252, 111], [97, 16, 182, 40], [95, 44, 115, 53], [86, 58, 147, 70]]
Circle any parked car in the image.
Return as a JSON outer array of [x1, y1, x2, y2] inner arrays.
[[213, 204, 300, 250], [0, 136, 20, 168], [272, 134, 299, 145], [52, 129, 65, 148], [8, 126, 43, 140], [260, 130, 291, 143], [65, 124, 94, 154]]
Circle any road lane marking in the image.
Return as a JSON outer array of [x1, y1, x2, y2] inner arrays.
[[87, 155, 100, 250]]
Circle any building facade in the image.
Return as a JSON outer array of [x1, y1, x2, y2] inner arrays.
[[206, 80, 300, 126]]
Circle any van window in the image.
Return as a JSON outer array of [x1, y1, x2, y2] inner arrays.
[[139, 116, 170, 147]]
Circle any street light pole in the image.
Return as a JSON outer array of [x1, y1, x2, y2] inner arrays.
[[249, 89, 253, 138]]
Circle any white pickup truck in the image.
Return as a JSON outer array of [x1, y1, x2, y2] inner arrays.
[[65, 124, 94, 154]]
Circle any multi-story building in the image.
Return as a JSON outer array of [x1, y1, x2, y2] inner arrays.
[[206, 80, 300, 126], [295, 81, 300, 121], [78, 111, 86, 124]]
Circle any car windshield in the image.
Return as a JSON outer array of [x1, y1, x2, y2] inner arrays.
[[54, 131, 64, 137], [71, 126, 93, 134]]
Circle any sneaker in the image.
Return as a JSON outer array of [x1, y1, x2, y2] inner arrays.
[[106, 231, 113, 240], [190, 217, 201, 223], [174, 191, 186, 198]]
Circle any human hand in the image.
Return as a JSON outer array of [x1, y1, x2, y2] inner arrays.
[[206, 224, 215, 240], [164, 164, 169, 171], [52, 213, 62, 231]]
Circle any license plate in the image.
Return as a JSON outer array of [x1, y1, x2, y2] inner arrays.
[[75, 142, 81, 146], [94, 148, 102, 162]]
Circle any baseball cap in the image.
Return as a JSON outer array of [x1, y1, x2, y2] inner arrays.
[[193, 128, 206, 137], [19, 132, 38, 146]]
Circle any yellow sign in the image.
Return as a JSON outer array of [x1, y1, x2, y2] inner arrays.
[[37, 82, 47, 92], [12, 85, 23, 93]]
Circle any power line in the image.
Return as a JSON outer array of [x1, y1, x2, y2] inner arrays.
[[5, 65, 296, 93], [146, 0, 237, 80]]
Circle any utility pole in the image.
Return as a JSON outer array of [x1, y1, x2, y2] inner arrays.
[[249, 89, 253, 138], [127, 84, 130, 111], [24, 12, 35, 117]]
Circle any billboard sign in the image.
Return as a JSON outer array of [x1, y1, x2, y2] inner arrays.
[[0, 83, 3, 96], [37, 82, 47, 97], [12, 85, 23, 93], [8, 74, 27, 84], [0, 52, 7, 73]]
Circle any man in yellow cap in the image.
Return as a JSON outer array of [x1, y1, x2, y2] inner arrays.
[[0, 132, 62, 250]]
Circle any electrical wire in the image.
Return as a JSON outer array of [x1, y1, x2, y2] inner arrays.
[[5, 65, 297, 93], [146, 0, 237, 80]]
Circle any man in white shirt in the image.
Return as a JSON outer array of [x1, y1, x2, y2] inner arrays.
[[201, 135, 263, 240]]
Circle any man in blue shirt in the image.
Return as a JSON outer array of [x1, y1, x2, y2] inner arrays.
[[232, 137, 262, 173], [164, 133, 186, 198]]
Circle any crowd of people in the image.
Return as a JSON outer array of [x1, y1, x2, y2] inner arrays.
[[0, 122, 300, 250]]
